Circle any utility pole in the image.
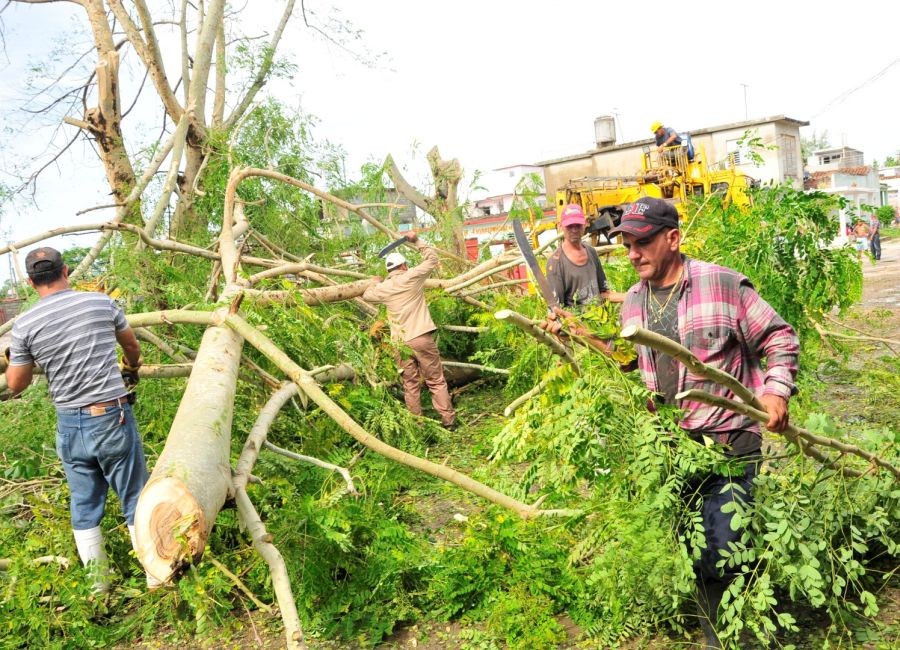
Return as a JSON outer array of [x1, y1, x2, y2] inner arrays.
[[740, 83, 749, 120]]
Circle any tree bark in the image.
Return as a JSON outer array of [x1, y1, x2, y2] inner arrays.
[[79, 0, 140, 225], [495, 309, 579, 371], [133, 313, 243, 584]]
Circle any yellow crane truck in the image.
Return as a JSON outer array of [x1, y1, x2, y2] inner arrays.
[[542, 141, 757, 242]]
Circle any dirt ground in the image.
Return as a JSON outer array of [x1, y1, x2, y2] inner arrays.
[[857, 236, 900, 311]]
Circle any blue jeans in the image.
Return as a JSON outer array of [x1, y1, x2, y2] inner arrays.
[[55, 402, 149, 529]]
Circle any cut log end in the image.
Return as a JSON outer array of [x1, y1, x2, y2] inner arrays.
[[620, 325, 637, 339], [134, 476, 208, 584], [494, 309, 513, 320]]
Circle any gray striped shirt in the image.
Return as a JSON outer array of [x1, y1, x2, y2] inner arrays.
[[10, 290, 129, 408]]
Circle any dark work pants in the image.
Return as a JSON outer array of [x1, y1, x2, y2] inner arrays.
[[684, 453, 760, 581], [870, 232, 881, 260], [684, 453, 760, 647]]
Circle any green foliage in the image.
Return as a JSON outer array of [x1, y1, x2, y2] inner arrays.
[[429, 512, 576, 648], [683, 186, 862, 341], [801, 130, 830, 164], [875, 205, 895, 223]]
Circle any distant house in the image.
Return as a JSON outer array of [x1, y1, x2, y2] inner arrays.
[[537, 115, 808, 200], [807, 146, 865, 171], [469, 164, 546, 218], [879, 165, 900, 214], [805, 161, 880, 245], [464, 164, 552, 254]]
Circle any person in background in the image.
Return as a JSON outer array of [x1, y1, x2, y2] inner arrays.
[[853, 220, 870, 260], [868, 214, 881, 261], [546, 203, 624, 309], [362, 233, 457, 430]]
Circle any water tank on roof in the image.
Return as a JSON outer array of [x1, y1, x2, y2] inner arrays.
[[594, 116, 617, 148]]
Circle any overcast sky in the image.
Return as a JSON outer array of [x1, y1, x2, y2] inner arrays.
[[1, 0, 899, 281]]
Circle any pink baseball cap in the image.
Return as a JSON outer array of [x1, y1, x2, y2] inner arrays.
[[559, 203, 586, 227]]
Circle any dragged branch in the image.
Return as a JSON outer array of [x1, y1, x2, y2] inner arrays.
[[677, 389, 898, 480], [621, 325, 759, 407], [495, 309, 579, 371]]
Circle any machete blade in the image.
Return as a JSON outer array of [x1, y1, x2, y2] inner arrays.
[[512, 220, 559, 311], [378, 237, 408, 258]]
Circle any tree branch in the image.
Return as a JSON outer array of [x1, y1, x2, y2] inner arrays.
[[495, 309, 579, 371], [224, 313, 578, 519], [676, 389, 898, 480], [222, 0, 295, 130]]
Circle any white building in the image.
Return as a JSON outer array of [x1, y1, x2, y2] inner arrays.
[[806, 161, 880, 246], [469, 164, 546, 218], [879, 165, 900, 215], [808, 146, 865, 171]]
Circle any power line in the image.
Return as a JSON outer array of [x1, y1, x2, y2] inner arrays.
[[811, 56, 900, 119]]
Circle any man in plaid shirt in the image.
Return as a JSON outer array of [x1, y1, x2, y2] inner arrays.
[[547, 197, 799, 648]]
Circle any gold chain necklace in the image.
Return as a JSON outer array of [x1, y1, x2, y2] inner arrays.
[[649, 268, 683, 322]]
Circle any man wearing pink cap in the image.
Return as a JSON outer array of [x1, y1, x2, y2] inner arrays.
[[545, 203, 624, 309]]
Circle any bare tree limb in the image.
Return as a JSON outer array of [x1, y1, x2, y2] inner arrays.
[[441, 360, 509, 376], [263, 440, 357, 495], [185, 0, 224, 126], [234, 487, 305, 650], [222, 0, 296, 130], [108, 0, 183, 122], [207, 556, 272, 613], [212, 15, 225, 125], [504, 377, 551, 417]]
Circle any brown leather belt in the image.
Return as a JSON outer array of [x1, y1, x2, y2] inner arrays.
[[82, 396, 129, 411]]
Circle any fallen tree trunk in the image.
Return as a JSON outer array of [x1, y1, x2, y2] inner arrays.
[[133, 312, 244, 584]]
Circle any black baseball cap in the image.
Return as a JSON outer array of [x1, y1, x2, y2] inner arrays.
[[25, 247, 64, 277], [609, 197, 679, 238]]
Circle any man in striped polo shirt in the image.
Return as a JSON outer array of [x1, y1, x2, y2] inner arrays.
[[5, 247, 149, 594]]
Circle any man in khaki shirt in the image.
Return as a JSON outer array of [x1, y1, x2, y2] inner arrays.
[[363, 233, 457, 429]]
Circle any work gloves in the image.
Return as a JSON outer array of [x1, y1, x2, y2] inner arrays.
[[119, 356, 142, 390]]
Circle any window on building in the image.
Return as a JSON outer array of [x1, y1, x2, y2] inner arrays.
[[482, 206, 491, 216], [822, 154, 841, 165], [777, 134, 797, 180], [725, 139, 749, 166]]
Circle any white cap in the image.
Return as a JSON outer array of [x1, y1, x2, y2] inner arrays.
[[384, 252, 407, 271]]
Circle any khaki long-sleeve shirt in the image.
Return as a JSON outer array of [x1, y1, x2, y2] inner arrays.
[[362, 242, 439, 342]]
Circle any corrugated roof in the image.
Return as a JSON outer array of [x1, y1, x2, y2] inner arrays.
[[810, 166, 872, 178]]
